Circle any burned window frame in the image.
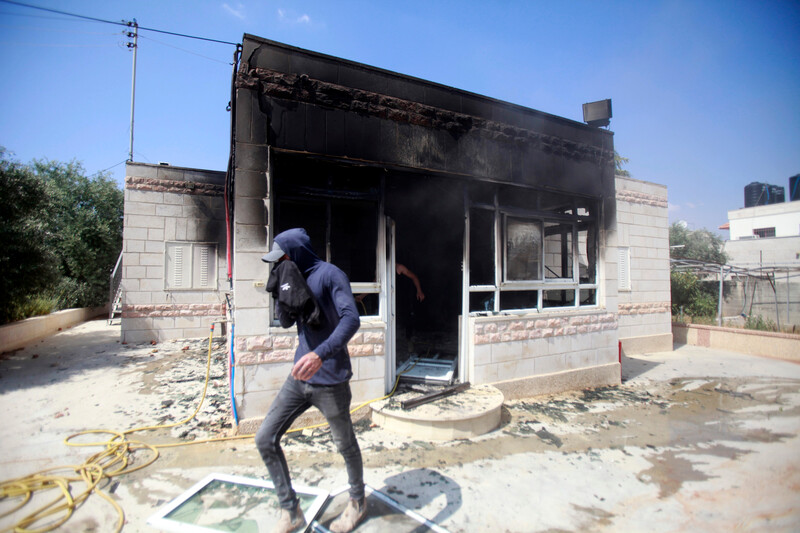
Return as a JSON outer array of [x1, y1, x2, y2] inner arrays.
[[467, 186, 598, 314], [271, 195, 382, 322]]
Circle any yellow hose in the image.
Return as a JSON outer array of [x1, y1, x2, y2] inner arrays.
[[0, 325, 412, 532]]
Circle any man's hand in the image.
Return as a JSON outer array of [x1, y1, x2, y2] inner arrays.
[[291, 352, 322, 381]]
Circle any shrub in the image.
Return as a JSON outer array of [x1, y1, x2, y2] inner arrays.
[[744, 315, 777, 332]]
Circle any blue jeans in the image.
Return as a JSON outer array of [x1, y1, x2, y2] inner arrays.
[[255, 375, 365, 510]]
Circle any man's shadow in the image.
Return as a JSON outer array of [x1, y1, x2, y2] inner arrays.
[[375, 468, 462, 531]]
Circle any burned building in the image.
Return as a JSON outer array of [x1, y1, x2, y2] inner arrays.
[[120, 35, 672, 431]]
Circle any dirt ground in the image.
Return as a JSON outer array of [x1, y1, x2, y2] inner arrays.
[[1, 319, 799, 532]]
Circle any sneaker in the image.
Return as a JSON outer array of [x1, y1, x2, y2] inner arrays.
[[329, 497, 367, 533], [272, 502, 306, 533]]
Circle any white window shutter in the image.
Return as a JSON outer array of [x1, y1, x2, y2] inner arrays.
[[618, 247, 630, 291], [165, 243, 188, 289], [166, 242, 217, 290], [193, 244, 216, 289]]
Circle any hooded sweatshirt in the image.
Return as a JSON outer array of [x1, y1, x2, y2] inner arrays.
[[272, 228, 361, 385]]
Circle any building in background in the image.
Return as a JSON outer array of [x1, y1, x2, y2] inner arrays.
[[721, 177, 800, 329]]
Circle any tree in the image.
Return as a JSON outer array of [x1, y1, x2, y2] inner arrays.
[[0, 150, 59, 322], [670, 271, 718, 317], [614, 151, 630, 177], [0, 151, 123, 323], [669, 223, 728, 319], [668, 222, 728, 263], [34, 159, 124, 309]]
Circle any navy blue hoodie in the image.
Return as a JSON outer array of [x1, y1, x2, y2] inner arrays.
[[272, 228, 361, 385]]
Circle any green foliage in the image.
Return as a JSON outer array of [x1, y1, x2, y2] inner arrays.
[[669, 222, 728, 264], [5, 295, 58, 323], [34, 158, 124, 308], [614, 151, 630, 177], [0, 150, 60, 323], [669, 223, 729, 321], [744, 314, 777, 332], [0, 150, 123, 323], [670, 271, 718, 318]]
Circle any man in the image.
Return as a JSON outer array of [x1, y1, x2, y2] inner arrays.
[[256, 228, 366, 533]]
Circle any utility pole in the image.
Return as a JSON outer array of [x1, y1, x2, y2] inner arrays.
[[126, 19, 138, 162]]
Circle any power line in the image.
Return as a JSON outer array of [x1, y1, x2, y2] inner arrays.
[[0, 0, 239, 46], [138, 34, 232, 65]]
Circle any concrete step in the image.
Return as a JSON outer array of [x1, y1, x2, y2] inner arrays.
[[370, 384, 504, 441]]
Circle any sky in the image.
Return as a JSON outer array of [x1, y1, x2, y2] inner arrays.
[[0, 0, 798, 236]]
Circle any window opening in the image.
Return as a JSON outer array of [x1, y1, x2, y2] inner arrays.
[[578, 224, 597, 283], [753, 227, 775, 238], [504, 216, 542, 281], [544, 222, 573, 280], [543, 288, 576, 308], [469, 291, 495, 313], [580, 288, 597, 305], [469, 208, 495, 286], [468, 187, 598, 313], [274, 197, 379, 317], [499, 290, 539, 311]]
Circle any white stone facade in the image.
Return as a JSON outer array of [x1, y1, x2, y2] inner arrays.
[[614, 176, 673, 353], [121, 163, 228, 343]]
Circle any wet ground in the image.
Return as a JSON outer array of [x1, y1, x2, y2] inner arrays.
[[1, 319, 799, 532]]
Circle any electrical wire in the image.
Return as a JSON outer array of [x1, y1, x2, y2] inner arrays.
[[137, 33, 232, 65], [0, 0, 239, 46], [0, 323, 416, 532]]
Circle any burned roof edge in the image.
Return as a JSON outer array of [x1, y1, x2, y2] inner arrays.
[[241, 34, 614, 141]]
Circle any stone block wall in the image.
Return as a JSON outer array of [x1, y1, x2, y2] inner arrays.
[[121, 163, 228, 343], [232, 323, 387, 423], [469, 311, 619, 385], [615, 176, 672, 353]]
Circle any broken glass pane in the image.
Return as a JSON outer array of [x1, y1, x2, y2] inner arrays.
[[311, 486, 449, 533], [505, 217, 541, 281], [543, 289, 576, 308], [469, 291, 495, 313], [499, 290, 538, 311], [543, 222, 573, 280], [148, 474, 328, 533]]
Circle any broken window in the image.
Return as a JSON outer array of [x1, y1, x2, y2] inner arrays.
[[577, 224, 596, 284], [543, 222, 573, 280], [274, 197, 380, 318], [469, 208, 495, 286], [505, 217, 542, 281], [468, 186, 598, 313]]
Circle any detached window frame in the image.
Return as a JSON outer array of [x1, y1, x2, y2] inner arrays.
[[164, 242, 218, 291], [467, 188, 598, 314]]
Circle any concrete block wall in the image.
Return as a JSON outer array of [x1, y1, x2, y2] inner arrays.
[[121, 163, 228, 343], [615, 176, 672, 353], [232, 323, 387, 422], [469, 311, 619, 386]]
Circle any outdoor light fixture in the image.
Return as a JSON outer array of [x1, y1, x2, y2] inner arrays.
[[582, 99, 612, 127]]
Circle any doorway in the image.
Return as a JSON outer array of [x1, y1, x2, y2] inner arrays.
[[385, 174, 464, 384]]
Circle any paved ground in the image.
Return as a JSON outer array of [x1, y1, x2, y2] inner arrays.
[[1, 319, 799, 532]]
